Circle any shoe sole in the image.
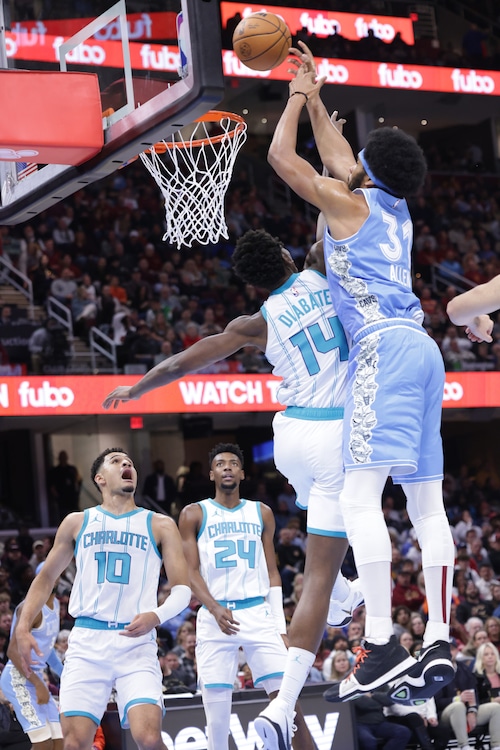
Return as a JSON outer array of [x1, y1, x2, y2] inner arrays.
[[330, 653, 417, 702], [327, 597, 365, 628], [389, 660, 455, 704], [254, 716, 290, 750]]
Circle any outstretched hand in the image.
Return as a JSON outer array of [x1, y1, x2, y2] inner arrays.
[[288, 40, 317, 76], [102, 386, 136, 410], [465, 314, 494, 343]]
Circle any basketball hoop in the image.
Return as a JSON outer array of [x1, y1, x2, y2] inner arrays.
[[140, 110, 247, 249]]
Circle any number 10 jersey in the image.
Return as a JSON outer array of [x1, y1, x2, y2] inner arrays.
[[69, 506, 162, 623]]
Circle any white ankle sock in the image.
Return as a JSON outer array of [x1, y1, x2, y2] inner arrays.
[[277, 647, 315, 710]]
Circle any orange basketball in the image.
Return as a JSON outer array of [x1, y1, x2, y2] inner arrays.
[[232, 12, 292, 71]]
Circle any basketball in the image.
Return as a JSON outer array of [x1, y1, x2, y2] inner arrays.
[[232, 12, 292, 71]]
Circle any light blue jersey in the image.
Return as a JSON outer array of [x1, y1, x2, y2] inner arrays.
[[262, 268, 348, 415], [324, 187, 424, 340], [70, 506, 161, 623], [0, 599, 61, 738], [196, 498, 269, 602], [323, 187, 444, 479]]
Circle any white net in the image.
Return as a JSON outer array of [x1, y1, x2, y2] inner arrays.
[[139, 112, 247, 249]]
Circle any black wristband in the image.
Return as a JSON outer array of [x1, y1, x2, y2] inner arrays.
[[290, 91, 308, 102]]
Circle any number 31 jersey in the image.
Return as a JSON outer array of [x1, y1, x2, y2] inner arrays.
[[69, 506, 162, 623], [262, 269, 348, 410], [197, 498, 269, 602]]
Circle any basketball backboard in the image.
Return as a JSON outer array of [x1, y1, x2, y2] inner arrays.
[[0, 0, 225, 225]]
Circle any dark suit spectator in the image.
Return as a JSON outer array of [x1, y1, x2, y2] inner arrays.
[[142, 460, 176, 515], [351, 691, 412, 750], [275, 526, 306, 597], [47, 451, 82, 522]]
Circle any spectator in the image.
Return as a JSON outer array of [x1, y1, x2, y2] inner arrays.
[[141, 459, 176, 516], [179, 632, 197, 691], [392, 559, 426, 612], [347, 690, 412, 750], [457, 581, 494, 624], [485, 617, 500, 650], [28, 319, 60, 375], [433, 639, 500, 750], [50, 267, 78, 307], [158, 648, 193, 695], [322, 650, 352, 682], [28, 540, 45, 573], [474, 641, 500, 702], [275, 526, 306, 598], [46, 450, 82, 522]]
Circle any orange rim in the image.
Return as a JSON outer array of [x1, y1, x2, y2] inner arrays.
[[144, 111, 246, 154]]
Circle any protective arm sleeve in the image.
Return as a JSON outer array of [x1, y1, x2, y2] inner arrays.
[[151, 584, 191, 625], [268, 586, 287, 635]]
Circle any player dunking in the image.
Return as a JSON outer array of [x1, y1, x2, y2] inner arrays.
[[0, 562, 63, 750], [254, 41, 456, 746], [178, 442, 314, 750], [10, 448, 191, 750]]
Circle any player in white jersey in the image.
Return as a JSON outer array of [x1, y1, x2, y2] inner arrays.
[[103, 228, 363, 741], [10, 448, 191, 750], [1, 562, 63, 750], [253, 41, 456, 748], [179, 443, 315, 750]]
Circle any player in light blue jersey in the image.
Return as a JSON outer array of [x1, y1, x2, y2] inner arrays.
[[10, 448, 191, 750], [254, 41, 456, 747], [0, 562, 63, 750], [179, 443, 315, 750]]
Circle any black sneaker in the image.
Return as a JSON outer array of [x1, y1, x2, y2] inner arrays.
[[389, 640, 455, 705], [324, 635, 416, 702]]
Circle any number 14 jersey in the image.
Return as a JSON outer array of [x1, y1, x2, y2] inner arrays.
[[262, 269, 348, 411]]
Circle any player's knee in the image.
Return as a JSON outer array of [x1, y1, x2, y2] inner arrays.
[[133, 727, 164, 750]]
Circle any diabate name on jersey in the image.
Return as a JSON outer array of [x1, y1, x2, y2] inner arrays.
[[207, 520, 262, 539], [83, 529, 149, 549], [277, 287, 332, 329]]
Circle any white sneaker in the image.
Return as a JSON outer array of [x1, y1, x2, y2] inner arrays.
[[458, 745, 473, 750], [254, 698, 296, 750], [327, 579, 364, 627]]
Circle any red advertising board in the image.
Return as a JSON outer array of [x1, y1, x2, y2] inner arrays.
[[0, 373, 497, 416], [220, 2, 415, 45], [5, 34, 498, 98]]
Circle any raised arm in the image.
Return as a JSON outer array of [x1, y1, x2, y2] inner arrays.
[[102, 312, 266, 409], [291, 41, 356, 181], [178, 504, 240, 635]]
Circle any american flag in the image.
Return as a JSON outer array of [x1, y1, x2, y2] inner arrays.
[[16, 161, 38, 181]]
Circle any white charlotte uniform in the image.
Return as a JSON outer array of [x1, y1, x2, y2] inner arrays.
[[262, 269, 348, 535], [195, 498, 287, 691], [60, 506, 163, 728], [324, 188, 444, 482], [0, 600, 62, 740]]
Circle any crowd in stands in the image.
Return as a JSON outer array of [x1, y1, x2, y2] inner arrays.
[[222, 7, 500, 72], [1, 143, 500, 376], [3, 456, 500, 748]]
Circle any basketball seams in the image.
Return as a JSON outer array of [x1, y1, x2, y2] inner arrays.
[[232, 12, 292, 71]]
